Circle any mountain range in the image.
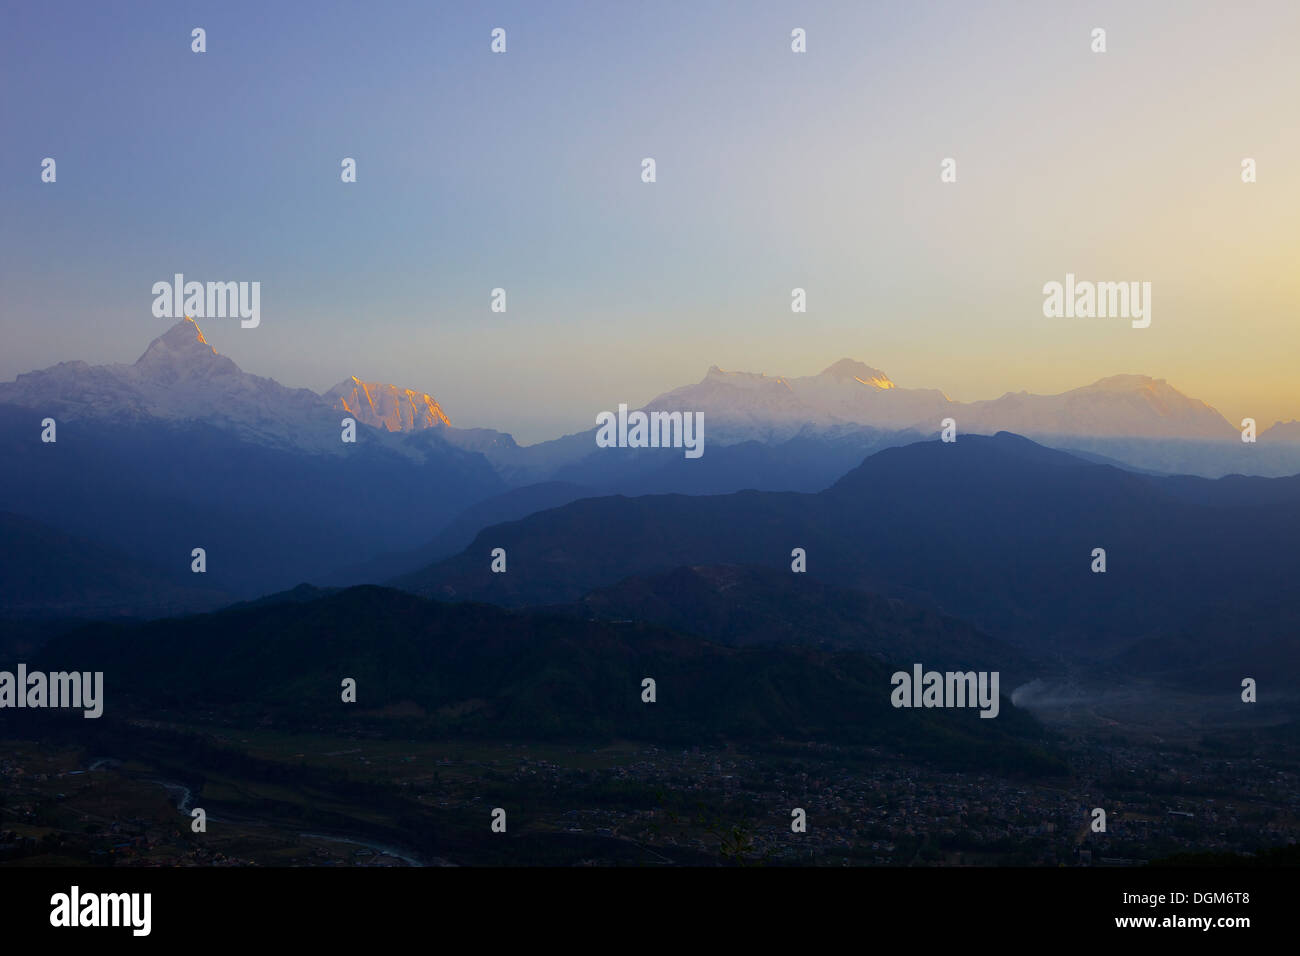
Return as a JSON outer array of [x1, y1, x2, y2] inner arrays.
[[646, 360, 1241, 443], [636, 361, 1300, 477], [3, 318, 1300, 617], [5, 318, 1297, 461], [0, 320, 509, 602]]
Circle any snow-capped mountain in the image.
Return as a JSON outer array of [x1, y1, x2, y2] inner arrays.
[[2, 322, 1296, 612], [0, 318, 344, 452], [0, 322, 1272, 473], [642, 359, 953, 443], [639, 360, 1237, 443], [0, 318, 476, 457], [325, 377, 450, 432], [957, 374, 1238, 440], [0, 318, 507, 600]]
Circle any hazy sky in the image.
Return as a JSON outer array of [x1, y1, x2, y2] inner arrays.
[[3, 0, 1298, 443]]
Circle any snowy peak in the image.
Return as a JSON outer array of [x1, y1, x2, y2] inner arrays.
[[1087, 373, 1160, 389], [0, 317, 457, 454], [642, 360, 1239, 444], [0, 317, 345, 452], [643, 359, 949, 442], [136, 316, 216, 361], [819, 358, 895, 389], [326, 377, 451, 432], [702, 366, 792, 391], [133, 317, 238, 382], [145, 314, 210, 348], [960, 374, 1236, 439], [702, 359, 896, 391]]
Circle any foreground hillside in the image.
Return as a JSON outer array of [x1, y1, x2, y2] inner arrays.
[[35, 585, 1062, 775]]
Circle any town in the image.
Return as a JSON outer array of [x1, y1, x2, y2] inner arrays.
[[2, 721, 1295, 867]]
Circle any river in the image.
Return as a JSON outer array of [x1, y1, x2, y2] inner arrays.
[[86, 756, 448, 867]]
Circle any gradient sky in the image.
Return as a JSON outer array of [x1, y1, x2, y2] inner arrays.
[[3, 0, 1298, 443]]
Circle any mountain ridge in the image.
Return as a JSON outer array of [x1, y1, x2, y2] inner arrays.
[[393, 433, 1300, 677], [0, 320, 1262, 451]]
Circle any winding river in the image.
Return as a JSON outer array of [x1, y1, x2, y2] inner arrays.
[[86, 756, 445, 867]]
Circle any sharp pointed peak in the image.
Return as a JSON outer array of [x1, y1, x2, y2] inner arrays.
[[136, 316, 219, 364], [181, 315, 209, 345]]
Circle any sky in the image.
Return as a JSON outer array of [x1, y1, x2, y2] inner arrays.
[[2, 0, 1298, 443]]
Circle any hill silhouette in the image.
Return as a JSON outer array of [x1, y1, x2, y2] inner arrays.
[[396, 434, 1300, 676], [36, 586, 1063, 774]]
